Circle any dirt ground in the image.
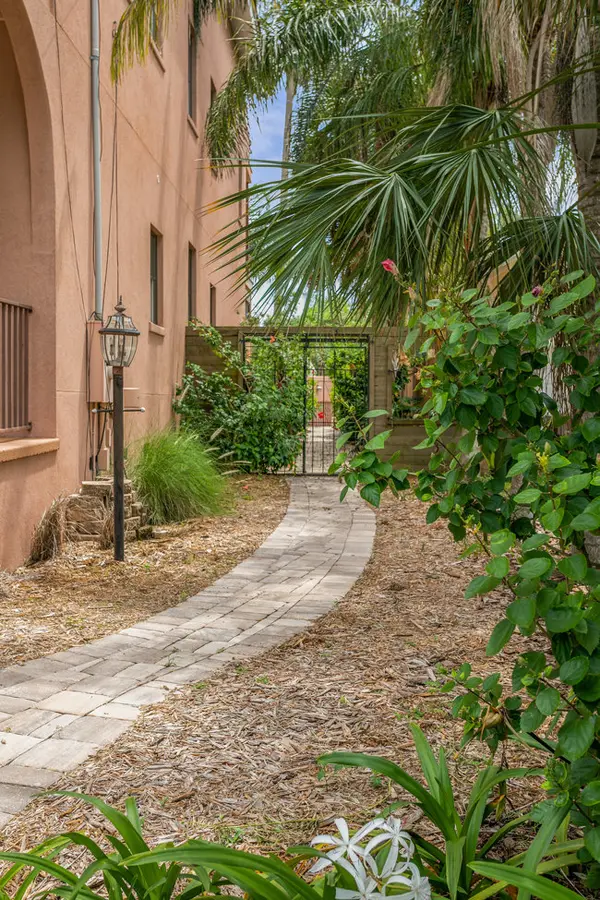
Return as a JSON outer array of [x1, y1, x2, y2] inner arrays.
[[0, 476, 289, 669], [1, 489, 544, 857]]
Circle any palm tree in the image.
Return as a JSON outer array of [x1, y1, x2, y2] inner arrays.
[[111, 0, 227, 80], [111, 0, 600, 330], [421, 1, 600, 232], [204, 0, 410, 165]]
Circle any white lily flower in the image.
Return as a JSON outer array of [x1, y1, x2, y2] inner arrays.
[[334, 858, 386, 900], [309, 817, 384, 874], [364, 817, 414, 877], [385, 863, 431, 900]]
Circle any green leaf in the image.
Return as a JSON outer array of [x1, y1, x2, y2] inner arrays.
[[364, 430, 392, 451], [404, 327, 420, 351], [364, 409, 389, 419], [541, 507, 564, 531], [486, 557, 509, 578], [558, 714, 596, 761], [359, 483, 381, 508], [372, 461, 393, 477], [507, 312, 530, 330], [570, 508, 600, 531], [561, 269, 584, 284], [582, 418, 600, 442], [457, 431, 476, 454], [522, 535, 550, 550], [493, 344, 518, 370], [548, 454, 571, 471], [458, 387, 488, 406], [518, 557, 552, 579], [471, 861, 585, 900], [572, 273, 596, 298], [319, 750, 455, 839], [465, 575, 501, 599], [426, 504, 440, 524], [564, 316, 586, 334], [445, 837, 466, 900], [520, 702, 545, 732], [549, 292, 577, 314], [507, 597, 536, 629], [513, 488, 541, 504], [536, 687, 560, 716], [546, 606, 584, 633], [490, 529, 515, 555], [560, 656, 590, 685], [553, 473, 592, 495], [486, 619, 515, 656], [478, 327, 500, 345], [485, 393, 505, 419], [581, 782, 600, 807], [507, 459, 533, 477], [585, 827, 600, 863], [335, 431, 354, 450], [557, 554, 588, 581]]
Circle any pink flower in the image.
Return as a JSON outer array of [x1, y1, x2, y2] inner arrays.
[[382, 259, 399, 276], [532, 285, 543, 297]]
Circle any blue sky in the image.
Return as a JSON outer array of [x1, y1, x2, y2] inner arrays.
[[249, 88, 286, 185]]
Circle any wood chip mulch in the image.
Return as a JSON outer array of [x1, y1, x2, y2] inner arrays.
[[1, 490, 545, 857], [0, 476, 289, 669]]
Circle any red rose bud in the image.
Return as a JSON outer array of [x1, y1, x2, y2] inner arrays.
[[382, 259, 399, 276]]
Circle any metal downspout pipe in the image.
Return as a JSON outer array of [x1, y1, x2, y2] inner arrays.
[[91, 0, 103, 319]]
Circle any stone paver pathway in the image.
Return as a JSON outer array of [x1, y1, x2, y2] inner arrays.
[[0, 478, 374, 828]]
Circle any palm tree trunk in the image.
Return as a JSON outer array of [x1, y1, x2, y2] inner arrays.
[[576, 142, 600, 248], [573, 22, 600, 243], [281, 73, 296, 180]]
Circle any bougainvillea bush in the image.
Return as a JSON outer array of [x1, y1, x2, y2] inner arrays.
[[332, 270, 600, 890]]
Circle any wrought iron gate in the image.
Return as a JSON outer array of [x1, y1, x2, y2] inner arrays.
[[241, 332, 370, 476]]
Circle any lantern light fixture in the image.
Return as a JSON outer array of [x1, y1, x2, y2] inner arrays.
[[99, 299, 140, 368], [98, 298, 140, 562]]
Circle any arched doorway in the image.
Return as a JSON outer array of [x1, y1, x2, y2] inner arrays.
[[0, 1, 56, 439]]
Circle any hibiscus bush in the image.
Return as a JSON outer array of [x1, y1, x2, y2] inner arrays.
[[332, 270, 600, 890]]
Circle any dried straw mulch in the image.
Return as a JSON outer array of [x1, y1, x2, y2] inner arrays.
[[1, 490, 543, 855], [0, 477, 289, 669]]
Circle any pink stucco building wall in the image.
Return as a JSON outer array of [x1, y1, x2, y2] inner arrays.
[[0, 0, 249, 569]]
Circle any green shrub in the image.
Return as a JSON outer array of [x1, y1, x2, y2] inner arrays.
[[333, 270, 600, 891], [129, 429, 228, 524], [174, 326, 308, 473], [327, 345, 369, 429]]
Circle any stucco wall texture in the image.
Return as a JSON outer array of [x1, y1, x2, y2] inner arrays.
[[0, 0, 249, 569]]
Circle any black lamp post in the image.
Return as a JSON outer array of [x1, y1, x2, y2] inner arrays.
[[99, 299, 140, 561]]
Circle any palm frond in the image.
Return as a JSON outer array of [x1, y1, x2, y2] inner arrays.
[[111, 0, 232, 81], [476, 209, 600, 298], [420, 0, 514, 105], [205, 0, 409, 162], [207, 106, 559, 326], [290, 11, 423, 163]]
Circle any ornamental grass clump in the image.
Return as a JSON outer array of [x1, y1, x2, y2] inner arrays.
[[128, 429, 228, 524]]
